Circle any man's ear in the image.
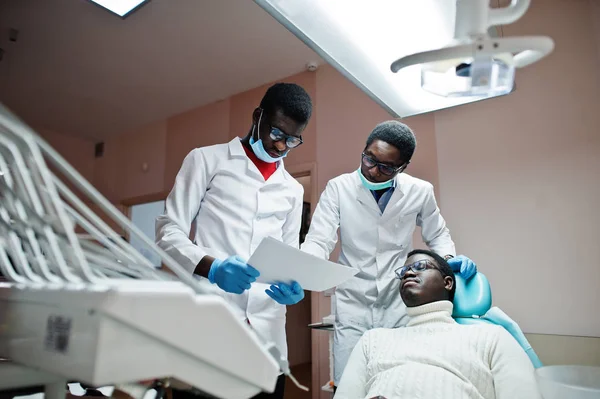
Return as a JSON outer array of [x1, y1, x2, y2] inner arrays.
[[252, 108, 262, 124], [444, 276, 454, 292]]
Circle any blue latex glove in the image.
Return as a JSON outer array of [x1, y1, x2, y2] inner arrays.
[[265, 281, 305, 305], [447, 255, 477, 280], [208, 255, 260, 294]]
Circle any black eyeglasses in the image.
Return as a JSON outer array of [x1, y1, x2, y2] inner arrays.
[[394, 260, 439, 279], [361, 153, 405, 176], [269, 126, 303, 149]]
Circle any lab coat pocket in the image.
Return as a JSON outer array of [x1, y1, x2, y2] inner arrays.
[[395, 211, 419, 230], [398, 210, 419, 221], [380, 211, 418, 251]]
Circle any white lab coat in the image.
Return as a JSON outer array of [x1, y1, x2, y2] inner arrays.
[[155, 138, 304, 360], [301, 170, 455, 384]]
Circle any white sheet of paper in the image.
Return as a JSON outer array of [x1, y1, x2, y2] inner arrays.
[[248, 237, 358, 292]]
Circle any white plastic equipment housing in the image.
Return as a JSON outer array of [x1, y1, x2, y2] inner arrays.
[[0, 281, 280, 399], [0, 103, 285, 399]]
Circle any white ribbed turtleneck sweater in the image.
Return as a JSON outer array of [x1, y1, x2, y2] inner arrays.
[[334, 301, 541, 399]]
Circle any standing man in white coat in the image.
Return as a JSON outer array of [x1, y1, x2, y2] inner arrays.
[[301, 120, 478, 388], [156, 83, 312, 399]]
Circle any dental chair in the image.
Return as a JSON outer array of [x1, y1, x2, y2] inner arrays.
[[452, 273, 543, 369]]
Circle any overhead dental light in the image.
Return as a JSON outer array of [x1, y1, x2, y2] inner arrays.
[[254, 0, 554, 117], [391, 0, 554, 98], [87, 0, 149, 18]]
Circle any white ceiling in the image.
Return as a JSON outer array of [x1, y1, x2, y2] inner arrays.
[[0, 0, 321, 140]]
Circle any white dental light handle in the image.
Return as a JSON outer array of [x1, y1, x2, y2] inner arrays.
[[488, 0, 531, 26], [391, 35, 554, 72], [455, 0, 531, 38]]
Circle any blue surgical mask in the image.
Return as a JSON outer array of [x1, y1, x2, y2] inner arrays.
[[249, 110, 288, 163], [358, 168, 394, 191]]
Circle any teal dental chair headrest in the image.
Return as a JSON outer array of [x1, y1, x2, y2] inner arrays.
[[450, 271, 543, 368], [452, 272, 492, 318]]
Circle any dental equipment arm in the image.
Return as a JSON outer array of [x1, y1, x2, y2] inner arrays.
[[0, 102, 303, 399], [391, 0, 554, 98]]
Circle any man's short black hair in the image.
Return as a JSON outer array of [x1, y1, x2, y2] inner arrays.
[[260, 83, 312, 125], [407, 249, 456, 302], [366, 120, 416, 163]]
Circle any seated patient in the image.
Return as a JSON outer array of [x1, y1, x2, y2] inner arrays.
[[334, 249, 541, 399]]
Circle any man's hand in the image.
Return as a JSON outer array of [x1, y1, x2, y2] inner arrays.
[[265, 281, 305, 305], [447, 255, 477, 279], [208, 255, 260, 294]]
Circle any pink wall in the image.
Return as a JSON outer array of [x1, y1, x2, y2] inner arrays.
[[93, 119, 167, 203], [165, 99, 231, 189], [39, 128, 95, 183], [88, 71, 317, 204], [119, 120, 168, 201], [434, 0, 600, 337]]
